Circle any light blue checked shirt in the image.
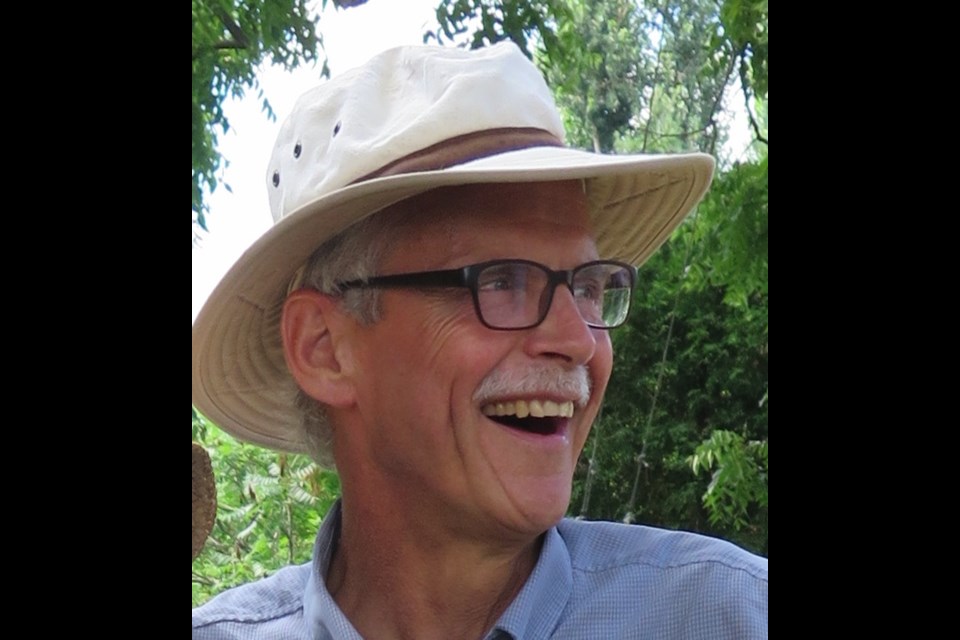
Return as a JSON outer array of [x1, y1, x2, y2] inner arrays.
[[193, 501, 767, 639]]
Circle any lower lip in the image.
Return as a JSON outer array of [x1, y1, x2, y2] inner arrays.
[[487, 417, 572, 448]]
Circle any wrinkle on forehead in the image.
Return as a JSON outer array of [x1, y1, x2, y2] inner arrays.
[[378, 181, 595, 270]]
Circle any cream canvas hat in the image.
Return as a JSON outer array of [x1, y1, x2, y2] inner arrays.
[[192, 41, 715, 456]]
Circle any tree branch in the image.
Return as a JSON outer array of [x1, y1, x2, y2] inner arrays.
[[641, 11, 667, 153], [739, 52, 768, 146], [191, 8, 250, 61], [213, 39, 247, 51], [192, 40, 250, 60], [702, 50, 739, 156], [624, 200, 701, 523], [655, 123, 715, 139], [578, 405, 603, 518], [213, 6, 249, 49]]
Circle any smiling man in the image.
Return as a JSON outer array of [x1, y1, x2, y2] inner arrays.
[[192, 43, 768, 639]]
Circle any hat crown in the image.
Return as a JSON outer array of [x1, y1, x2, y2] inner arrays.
[[266, 42, 566, 222]]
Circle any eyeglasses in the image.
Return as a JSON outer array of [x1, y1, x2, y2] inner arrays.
[[336, 259, 637, 330]]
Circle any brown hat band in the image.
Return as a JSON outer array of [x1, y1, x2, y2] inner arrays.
[[355, 127, 564, 183], [283, 127, 565, 296]]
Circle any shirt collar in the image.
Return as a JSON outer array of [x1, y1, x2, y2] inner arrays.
[[302, 501, 363, 640], [484, 525, 573, 639], [301, 500, 573, 640]]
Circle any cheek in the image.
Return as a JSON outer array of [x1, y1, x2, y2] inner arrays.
[[593, 331, 614, 384], [585, 332, 614, 416], [411, 298, 477, 365], [369, 295, 490, 408], [354, 298, 508, 475]]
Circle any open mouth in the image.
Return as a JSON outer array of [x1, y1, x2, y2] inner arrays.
[[481, 399, 573, 436], [492, 414, 562, 435]]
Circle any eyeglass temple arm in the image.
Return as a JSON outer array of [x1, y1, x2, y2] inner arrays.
[[337, 267, 469, 291]]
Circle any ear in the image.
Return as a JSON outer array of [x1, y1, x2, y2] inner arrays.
[[281, 289, 357, 409]]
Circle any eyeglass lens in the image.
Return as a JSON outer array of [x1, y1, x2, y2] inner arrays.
[[476, 262, 633, 329]]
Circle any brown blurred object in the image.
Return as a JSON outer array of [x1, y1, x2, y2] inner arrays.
[[192, 442, 217, 561]]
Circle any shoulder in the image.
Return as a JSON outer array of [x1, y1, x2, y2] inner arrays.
[[192, 562, 313, 640], [557, 517, 767, 580], [553, 519, 767, 639]]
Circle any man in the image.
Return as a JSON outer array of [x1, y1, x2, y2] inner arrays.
[[192, 42, 767, 639]]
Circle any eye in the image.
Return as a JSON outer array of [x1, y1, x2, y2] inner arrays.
[[574, 278, 605, 302], [478, 264, 527, 292], [479, 274, 516, 292]]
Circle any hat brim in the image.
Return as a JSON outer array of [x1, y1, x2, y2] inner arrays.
[[192, 147, 714, 454]]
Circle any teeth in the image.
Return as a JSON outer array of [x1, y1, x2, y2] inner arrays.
[[481, 399, 575, 419], [516, 401, 530, 418], [529, 400, 544, 417]]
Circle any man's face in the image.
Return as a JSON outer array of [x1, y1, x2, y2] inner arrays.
[[340, 180, 614, 540]]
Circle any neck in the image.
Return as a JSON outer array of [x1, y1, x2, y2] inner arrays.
[[326, 496, 543, 640]]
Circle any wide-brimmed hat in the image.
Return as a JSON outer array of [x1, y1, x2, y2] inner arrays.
[[192, 42, 715, 456]]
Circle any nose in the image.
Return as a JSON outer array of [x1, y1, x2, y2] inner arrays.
[[524, 283, 598, 365]]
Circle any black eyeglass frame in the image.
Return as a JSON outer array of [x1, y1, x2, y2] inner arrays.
[[335, 258, 638, 331]]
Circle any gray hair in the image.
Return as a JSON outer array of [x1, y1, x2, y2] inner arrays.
[[292, 213, 393, 468], [290, 191, 460, 468]]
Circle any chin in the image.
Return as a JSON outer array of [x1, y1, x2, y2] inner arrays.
[[503, 480, 572, 534]]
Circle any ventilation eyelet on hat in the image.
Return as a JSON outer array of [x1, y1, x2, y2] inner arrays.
[[272, 170, 280, 187], [333, 121, 342, 137], [294, 142, 302, 158]]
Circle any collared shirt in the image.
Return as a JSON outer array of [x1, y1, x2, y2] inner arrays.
[[193, 501, 768, 639]]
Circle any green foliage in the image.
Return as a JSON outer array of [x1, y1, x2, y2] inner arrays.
[[719, 0, 767, 99], [689, 428, 768, 532], [192, 0, 325, 232], [427, 0, 564, 55], [572, 237, 768, 554], [192, 411, 340, 606], [718, 0, 767, 145], [683, 155, 768, 310], [427, 0, 757, 156], [539, 0, 650, 153]]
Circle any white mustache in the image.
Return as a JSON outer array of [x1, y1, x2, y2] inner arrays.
[[473, 364, 591, 408]]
